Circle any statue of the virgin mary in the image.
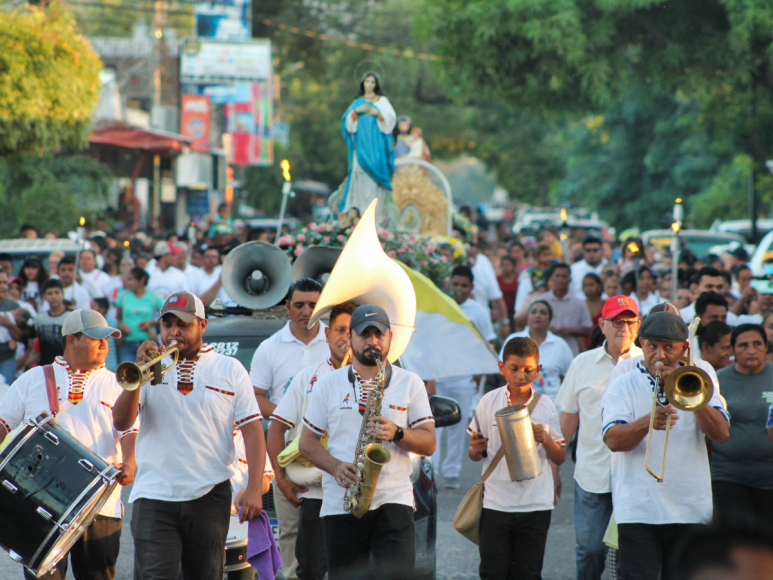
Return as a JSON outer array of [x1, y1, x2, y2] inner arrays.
[[336, 72, 396, 218]]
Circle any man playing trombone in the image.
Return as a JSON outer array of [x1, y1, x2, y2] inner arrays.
[[601, 311, 729, 580]]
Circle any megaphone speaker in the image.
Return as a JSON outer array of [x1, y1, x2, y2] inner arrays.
[[222, 242, 292, 310], [292, 246, 342, 284]]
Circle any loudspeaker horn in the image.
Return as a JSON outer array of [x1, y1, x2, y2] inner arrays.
[[308, 199, 416, 362], [292, 246, 342, 284], [221, 241, 292, 310]]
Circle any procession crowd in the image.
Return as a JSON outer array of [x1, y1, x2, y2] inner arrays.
[[0, 209, 771, 580]]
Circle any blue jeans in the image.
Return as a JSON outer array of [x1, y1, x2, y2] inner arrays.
[[574, 481, 613, 580], [0, 356, 16, 386]]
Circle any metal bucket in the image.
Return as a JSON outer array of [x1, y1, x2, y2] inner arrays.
[[494, 404, 541, 482]]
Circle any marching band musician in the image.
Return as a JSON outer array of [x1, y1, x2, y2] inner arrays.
[[0, 308, 137, 580], [602, 312, 729, 580], [250, 278, 329, 580], [112, 291, 266, 580], [299, 304, 436, 580], [267, 301, 358, 580], [469, 337, 565, 580]]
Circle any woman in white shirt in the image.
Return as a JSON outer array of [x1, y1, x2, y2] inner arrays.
[[500, 300, 574, 400]]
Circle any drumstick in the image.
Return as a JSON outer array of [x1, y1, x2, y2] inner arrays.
[[472, 409, 487, 459]]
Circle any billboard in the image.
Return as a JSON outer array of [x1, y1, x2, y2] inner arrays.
[[180, 39, 272, 84], [179, 94, 211, 151], [225, 80, 273, 166], [195, 0, 251, 41]]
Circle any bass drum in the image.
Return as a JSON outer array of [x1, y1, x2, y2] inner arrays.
[[0, 412, 118, 577], [224, 514, 250, 573]]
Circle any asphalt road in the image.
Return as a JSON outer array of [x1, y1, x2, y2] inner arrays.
[[0, 439, 603, 580]]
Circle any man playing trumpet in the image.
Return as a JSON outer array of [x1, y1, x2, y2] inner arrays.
[[299, 304, 435, 580], [113, 291, 266, 580], [602, 312, 729, 580]]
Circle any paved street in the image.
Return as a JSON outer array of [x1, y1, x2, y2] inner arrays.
[[0, 437, 600, 579]]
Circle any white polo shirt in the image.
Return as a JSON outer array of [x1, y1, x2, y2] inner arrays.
[[554, 343, 642, 494], [499, 329, 574, 400], [602, 362, 729, 524], [471, 254, 503, 308], [467, 386, 564, 513], [303, 365, 434, 517], [249, 321, 329, 406], [130, 345, 262, 503], [0, 359, 139, 518], [80, 268, 112, 296], [230, 429, 274, 507], [147, 265, 189, 300], [271, 358, 335, 501]]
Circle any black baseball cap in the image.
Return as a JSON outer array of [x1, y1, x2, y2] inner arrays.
[[350, 304, 390, 335]]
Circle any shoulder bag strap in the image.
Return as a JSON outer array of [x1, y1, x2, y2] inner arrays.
[[43, 365, 59, 415], [481, 392, 542, 484]]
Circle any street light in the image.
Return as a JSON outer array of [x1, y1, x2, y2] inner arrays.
[[669, 199, 682, 303], [275, 160, 295, 244]]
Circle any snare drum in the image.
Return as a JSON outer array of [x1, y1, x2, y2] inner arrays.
[[225, 514, 250, 572], [0, 412, 119, 577]]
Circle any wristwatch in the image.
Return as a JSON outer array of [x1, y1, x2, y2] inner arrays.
[[392, 426, 405, 443]]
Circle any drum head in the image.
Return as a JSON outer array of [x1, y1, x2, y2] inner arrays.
[[35, 480, 116, 576]]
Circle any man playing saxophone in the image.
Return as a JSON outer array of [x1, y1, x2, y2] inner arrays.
[[299, 304, 436, 580]]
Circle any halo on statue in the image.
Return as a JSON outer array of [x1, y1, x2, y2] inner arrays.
[[353, 60, 387, 84]]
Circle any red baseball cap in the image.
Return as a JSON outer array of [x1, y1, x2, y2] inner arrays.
[[600, 295, 639, 319]]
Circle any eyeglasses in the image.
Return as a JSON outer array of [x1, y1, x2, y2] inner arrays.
[[604, 318, 640, 329], [585, 247, 601, 252]]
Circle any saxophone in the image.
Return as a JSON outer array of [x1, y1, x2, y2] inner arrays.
[[343, 355, 392, 518]]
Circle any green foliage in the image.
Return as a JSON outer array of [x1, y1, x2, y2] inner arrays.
[[0, 2, 102, 157], [0, 153, 112, 236]]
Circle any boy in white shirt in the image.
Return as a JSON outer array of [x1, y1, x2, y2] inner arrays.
[[468, 336, 565, 580]]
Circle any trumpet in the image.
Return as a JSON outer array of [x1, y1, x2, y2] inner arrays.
[[116, 341, 180, 391], [644, 318, 713, 482]]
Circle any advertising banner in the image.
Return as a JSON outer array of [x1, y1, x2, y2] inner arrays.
[[180, 95, 211, 151]]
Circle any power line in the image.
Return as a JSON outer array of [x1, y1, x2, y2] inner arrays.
[[66, 0, 440, 60]]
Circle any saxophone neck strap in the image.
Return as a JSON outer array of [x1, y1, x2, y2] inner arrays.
[[347, 360, 392, 390]]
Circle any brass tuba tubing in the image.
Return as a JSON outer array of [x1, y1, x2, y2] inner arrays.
[[116, 340, 180, 391]]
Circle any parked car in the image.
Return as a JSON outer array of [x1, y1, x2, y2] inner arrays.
[[641, 230, 746, 260], [204, 314, 459, 580], [710, 219, 773, 243]]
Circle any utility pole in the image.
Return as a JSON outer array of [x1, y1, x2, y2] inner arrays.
[[150, 0, 166, 229]]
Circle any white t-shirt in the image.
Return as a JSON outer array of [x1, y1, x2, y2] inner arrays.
[[570, 259, 607, 298], [554, 343, 643, 494], [182, 264, 204, 296], [0, 359, 139, 518], [192, 266, 236, 306], [230, 429, 274, 506], [130, 345, 262, 503], [80, 269, 112, 296], [270, 358, 335, 500], [0, 312, 15, 343], [249, 321, 329, 407], [302, 365, 434, 517], [601, 362, 729, 524], [471, 254, 503, 308], [632, 292, 659, 316], [147, 265, 189, 300], [467, 386, 564, 512], [499, 329, 574, 400]]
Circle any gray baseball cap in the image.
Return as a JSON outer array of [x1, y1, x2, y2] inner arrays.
[[62, 309, 121, 340], [350, 304, 390, 335], [159, 291, 206, 323]]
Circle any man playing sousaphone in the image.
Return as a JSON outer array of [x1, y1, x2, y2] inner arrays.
[[299, 304, 435, 580], [602, 312, 729, 580], [267, 301, 357, 580]]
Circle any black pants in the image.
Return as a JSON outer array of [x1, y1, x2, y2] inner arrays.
[[131, 480, 232, 580], [618, 523, 701, 580], [25, 516, 122, 580], [478, 508, 551, 580], [296, 499, 326, 580], [322, 503, 415, 580], [712, 480, 773, 523]]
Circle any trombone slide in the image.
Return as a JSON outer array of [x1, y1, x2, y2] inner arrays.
[[644, 389, 671, 484]]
